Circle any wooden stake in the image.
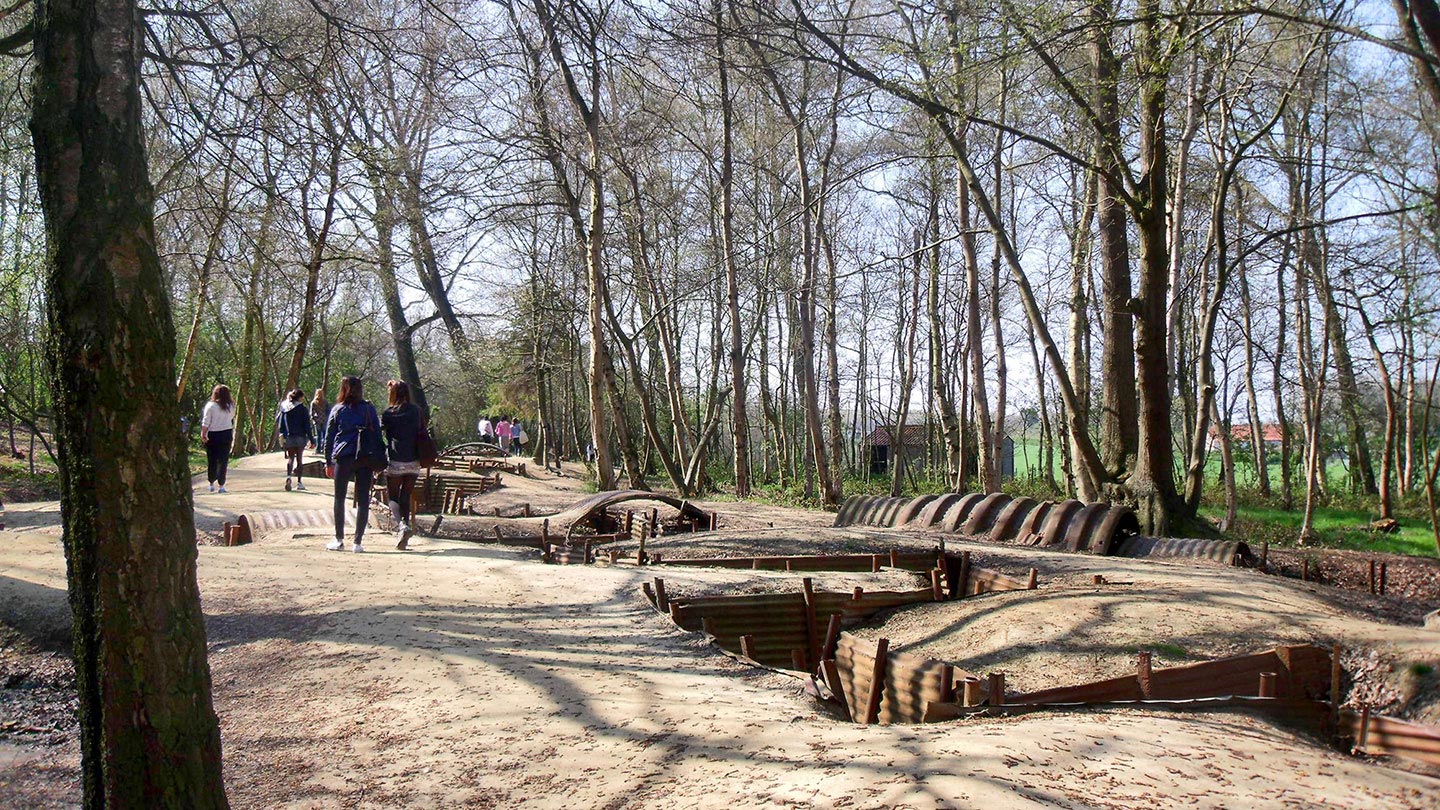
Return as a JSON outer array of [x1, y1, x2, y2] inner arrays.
[[641, 582, 655, 607], [930, 569, 944, 601], [821, 613, 843, 661], [871, 554, 881, 573], [1379, 562, 1387, 595], [668, 601, 682, 625], [821, 660, 849, 719], [650, 508, 659, 537], [1136, 652, 1153, 699], [1302, 558, 1310, 582], [1368, 559, 1377, 594], [493, 505, 500, 517], [624, 510, 634, 540], [961, 677, 983, 707], [889, 548, 899, 568], [493, 525, 503, 542], [636, 528, 647, 565], [1258, 671, 1278, 698], [958, 551, 972, 598], [1261, 541, 1269, 568], [1356, 705, 1371, 753], [711, 511, 718, 531], [221, 522, 231, 546], [541, 519, 550, 544], [865, 638, 890, 724], [583, 539, 592, 564], [524, 502, 532, 517], [851, 586, 864, 601], [801, 578, 819, 666], [1027, 568, 1038, 589], [653, 578, 668, 613], [740, 634, 757, 660], [1331, 644, 1344, 728], [987, 672, 1005, 706], [940, 664, 955, 703]]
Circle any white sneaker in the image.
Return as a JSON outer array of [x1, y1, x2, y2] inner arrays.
[[295, 481, 307, 491], [208, 483, 215, 493], [353, 543, 365, 553], [397, 523, 412, 550], [217, 486, 227, 493], [326, 539, 344, 551]]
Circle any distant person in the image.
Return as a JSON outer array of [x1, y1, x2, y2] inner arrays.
[[276, 388, 313, 491], [477, 414, 494, 444], [495, 416, 512, 453], [512, 420, 526, 455], [310, 388, 329, 449], [200, 384, 235, 493], [324, 376, 384, 553], [382, 380, 424, 550]]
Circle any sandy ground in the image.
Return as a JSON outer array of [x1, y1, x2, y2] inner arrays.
[[2, 453, 1439, 808]]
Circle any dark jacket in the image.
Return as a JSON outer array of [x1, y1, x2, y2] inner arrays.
[[276, 400, 313, 440], [325, 401, 381, 462], [382, 402, 422, 464]]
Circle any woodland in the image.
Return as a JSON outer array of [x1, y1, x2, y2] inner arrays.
[[2, 0, 1440, 545]]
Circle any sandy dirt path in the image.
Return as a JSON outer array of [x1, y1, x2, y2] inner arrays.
[[2, 453, 1438, 808]]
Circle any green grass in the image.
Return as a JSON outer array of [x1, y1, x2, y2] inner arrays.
[[1203, 501, 1437, 557]]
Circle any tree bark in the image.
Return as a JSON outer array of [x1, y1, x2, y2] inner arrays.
[[30, 0, 229, 800]]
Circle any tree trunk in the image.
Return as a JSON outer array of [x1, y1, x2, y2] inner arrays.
[[366, 160, 428, 414], [30, 0, 229, 799]]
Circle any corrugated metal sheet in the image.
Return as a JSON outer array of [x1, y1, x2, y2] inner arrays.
[[1113, 536, 1255, 566]]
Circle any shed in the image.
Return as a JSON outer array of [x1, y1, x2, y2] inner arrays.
[[868, 424, 926, 475]]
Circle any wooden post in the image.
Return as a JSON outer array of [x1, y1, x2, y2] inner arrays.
[[987, 672, 1005, 706], [1027, 568, 1038, 589], [1136, 652, 1153, 699], [958, 551, 972, 598], [889, 548, 899, 568], [871, 554, 881, 573], [636, 527, 647, 565], [1355, 705, 1371, 753], [1258, 671, 1278, 698], [221, 522, 231, 547], [711, 511, 718, 531], [668, 601, 682, 625], [624, 510, 634, 541], [821, 660, 849, 719], [940, 664, 955, 703], [1302, 557, 1310, 582], [653, 578, 668, 613], [493, 525, 503, 542], [740, 634, 757, 660], [961, 677, 983, 707], [1368, 559, 1377, 595], [524, 502, 532, 517], [652, 552, 662, 563], [641, 582, 656, 607], [1379, 562, 1387, 595], [785, 559, 794, 572], [930, 569, 944, 601], [650, 508, 659, 537], [851, 586, 864, 601], [583, 539, 592, 564], [791, 649, 807, 672], [865, 638, 890, 725], [1261, 541, 1269, 568], [1331, 644, 1344, 728], [1092, 574, 1105, 586], [801, 578, 819, 668], [821, 613, 843, 661], [493, 505, 500, 517]]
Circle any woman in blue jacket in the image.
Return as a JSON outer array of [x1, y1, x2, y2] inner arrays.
[[324, 375, 384, 552]]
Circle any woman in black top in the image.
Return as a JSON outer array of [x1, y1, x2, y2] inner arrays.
[[381, 380, 424, 549]]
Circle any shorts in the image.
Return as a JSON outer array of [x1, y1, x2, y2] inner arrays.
[[386, 460, 423, 476], [283, 436, 309, 451]]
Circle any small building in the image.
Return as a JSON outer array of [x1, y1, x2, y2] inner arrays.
[[867, 424, 927, 475], [1207, 423, 1284, 453], [999, 435, 1015, 481]]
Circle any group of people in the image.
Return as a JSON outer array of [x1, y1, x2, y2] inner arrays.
[[476, 415, 526, 455], [197, 376, 431, 553]]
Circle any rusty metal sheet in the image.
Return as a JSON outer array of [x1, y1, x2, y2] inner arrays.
[[1113, 536, 1255, 565], [960, 493, 1012, 536], [939, 493, 986, 533]]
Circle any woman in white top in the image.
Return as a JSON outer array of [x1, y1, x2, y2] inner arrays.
[[200, 384, 236, 492]]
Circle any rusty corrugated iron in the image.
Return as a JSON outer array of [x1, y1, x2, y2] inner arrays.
[[1113, 536, 1256, 566]]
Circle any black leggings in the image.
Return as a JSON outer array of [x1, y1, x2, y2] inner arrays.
[[206, 430, 233, 485], [387, 473, 418, 522], [333, 458, 373, 542]]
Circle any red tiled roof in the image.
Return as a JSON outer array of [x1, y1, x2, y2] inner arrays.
[[868, 424, 927, 447], [1208, 423, 1284, 443]]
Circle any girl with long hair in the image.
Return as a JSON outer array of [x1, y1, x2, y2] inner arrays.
[[200, 384, 235, 493], [310, 388, 329, 450], [381, 380, 425, 549], [276, 388, 313, 491], [323, 376, 383, 552]]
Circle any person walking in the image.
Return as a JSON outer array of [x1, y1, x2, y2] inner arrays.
[[324, 376, 384, 552], [477, 414, 493, 444], [511, 419, 525, 456], [311, 388, 329, 449], [495, 415, 512, 454], [200, 384, 235, 493], [276, 388, 313, 491], [382, 380, 425, 550]]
